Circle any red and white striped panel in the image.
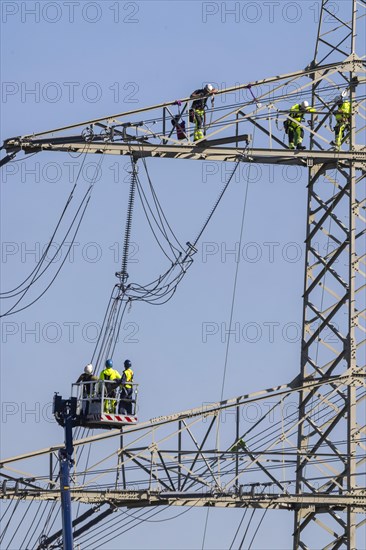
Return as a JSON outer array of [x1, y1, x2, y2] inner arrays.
[[100, 414, 138, 424]]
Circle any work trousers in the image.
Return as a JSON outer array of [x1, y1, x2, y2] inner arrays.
[[334, 121, 349, 147], [194, 108, 205, 141], [288, 124, 304, 148]]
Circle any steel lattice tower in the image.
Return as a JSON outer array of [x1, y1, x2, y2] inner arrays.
[[294, 2, 365, 548]]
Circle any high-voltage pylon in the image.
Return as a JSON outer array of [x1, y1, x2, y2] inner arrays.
[[1, 1, 365, 549], [294, 2, 365, 548]]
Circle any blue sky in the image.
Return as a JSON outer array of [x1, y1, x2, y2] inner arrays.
[[1, 1, 363, 549]]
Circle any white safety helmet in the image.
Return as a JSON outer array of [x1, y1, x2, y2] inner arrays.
[[300, 101, 309, 109], [84, 364, 93, 375], [205, 84, 214, 92]]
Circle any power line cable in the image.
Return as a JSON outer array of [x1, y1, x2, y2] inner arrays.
[[247, 508, 269, 550], [0, 146, 90, 299], [0, 149, 104, 317], [238, 508, 257, 550], [229, 508, 249, 550]]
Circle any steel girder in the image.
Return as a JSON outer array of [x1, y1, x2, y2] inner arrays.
[[3, 136, 366, 166], [2, 488, 366, 511]]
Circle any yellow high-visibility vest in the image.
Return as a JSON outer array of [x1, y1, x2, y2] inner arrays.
[[289, 104, 316, 124], [123, 368, 134, 389], [335, 101, 351, 122]]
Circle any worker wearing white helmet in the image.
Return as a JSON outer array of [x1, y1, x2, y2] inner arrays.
[[76, 363, 97, 382], [84, 364, 93, 375], [332, 94, 351, 149], [76, 364, 98, 414], [190, 83, 218, 142], [284, 100, 317, 150]]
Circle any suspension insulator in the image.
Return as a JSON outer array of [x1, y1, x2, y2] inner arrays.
[[119, 158, 138, 285]]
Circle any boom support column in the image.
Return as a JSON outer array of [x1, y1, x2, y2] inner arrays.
[[53, 395, 78, 550]]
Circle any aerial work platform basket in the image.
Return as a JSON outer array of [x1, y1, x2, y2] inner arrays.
[[54, 381, 138, 430]]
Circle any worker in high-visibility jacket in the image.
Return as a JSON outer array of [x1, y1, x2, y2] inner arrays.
[[332, 96, 351, 148], [99, 359, 121, 413], [190, 84, 218, 142], [118, 359, 134, 415], [284, 100, 316, 150]]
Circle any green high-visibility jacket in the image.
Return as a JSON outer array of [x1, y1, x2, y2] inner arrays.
[[289, 103, 316, 124], [335, 101, 351, 122], [99, 367, 121, 381]]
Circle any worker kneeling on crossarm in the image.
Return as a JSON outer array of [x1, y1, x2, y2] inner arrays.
[[284, 100, 317, 150]]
